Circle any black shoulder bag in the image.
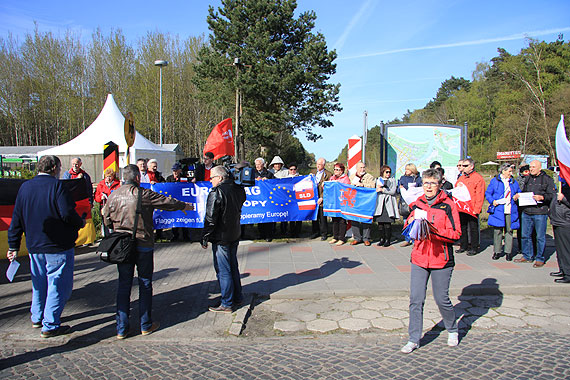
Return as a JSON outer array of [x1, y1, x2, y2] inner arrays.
[[97, 187, 143, 264]]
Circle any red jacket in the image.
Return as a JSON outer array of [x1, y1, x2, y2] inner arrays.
[[455, 170, 486, 215], [407, 190, 461, 269], [94, 179, 121, 204]]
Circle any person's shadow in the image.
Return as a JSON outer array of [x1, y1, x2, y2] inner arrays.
[[420, 278, 503, 347]]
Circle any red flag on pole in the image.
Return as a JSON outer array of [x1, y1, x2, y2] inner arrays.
[[203, 118, 235, 160], [555, 115, 570, 184]]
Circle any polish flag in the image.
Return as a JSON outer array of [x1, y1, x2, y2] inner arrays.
[[294, 178, 316, 210], [555, 115, 570, 184]]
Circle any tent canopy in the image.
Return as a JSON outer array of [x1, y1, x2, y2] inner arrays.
[[39, 94, 170, 156], [38, 94, 178, 179], [481, 161, 500, 166]]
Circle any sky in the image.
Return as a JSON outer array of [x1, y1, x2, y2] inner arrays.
[[1, 0, 569, 161]]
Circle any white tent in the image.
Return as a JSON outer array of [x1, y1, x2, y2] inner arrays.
[[481, 161, 500, 166], [38, 94, 178, 180]]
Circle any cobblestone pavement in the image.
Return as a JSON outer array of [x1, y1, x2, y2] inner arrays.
[[250, 295, 570, 336], [1, 331, 569, 379]]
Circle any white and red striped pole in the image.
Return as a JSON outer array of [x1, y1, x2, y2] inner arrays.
[[348, 135, 362, 175]]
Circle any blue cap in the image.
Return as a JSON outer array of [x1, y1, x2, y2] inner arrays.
[[172, 162, 182, 171]]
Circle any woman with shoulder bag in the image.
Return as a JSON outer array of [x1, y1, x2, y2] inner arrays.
[[485, 163, 521, 261]]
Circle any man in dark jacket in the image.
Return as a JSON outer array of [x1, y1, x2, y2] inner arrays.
[[549, 181, 570, 283], [201, 166, 247, 313], [103, 164, 193, 339], [194, 151, 217, 182], [513, 160, 557, 267], [7, 155, 85, 338]]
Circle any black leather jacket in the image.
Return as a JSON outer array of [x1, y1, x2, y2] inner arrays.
[[201, 179, 246, 245]]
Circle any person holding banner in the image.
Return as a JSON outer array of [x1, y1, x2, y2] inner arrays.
[[201, 166, 247, 312], [103, 164, 193, 339], [194, 152, 217, 182], [328, 163, 350, 245], [350, 162, 376, 246], [374, 165, 399, 247], [485, 163, 521, 261], [147, 159, 165, 184], [254, 158, 275, 241], [400, 168, 461, 354], [311, 158, 332, 240]]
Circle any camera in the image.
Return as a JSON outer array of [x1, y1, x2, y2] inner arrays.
[[178, 157, 199, 180], [221, 155, 255, 186]]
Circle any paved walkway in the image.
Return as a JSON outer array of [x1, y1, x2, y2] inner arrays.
[[0, 234, 567, 345]]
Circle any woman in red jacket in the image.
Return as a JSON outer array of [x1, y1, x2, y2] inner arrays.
[[94, 169, 121, 236], [400, 168, 462, 354]]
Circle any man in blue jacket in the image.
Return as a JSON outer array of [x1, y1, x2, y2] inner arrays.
[[7, 155, 85, 338]]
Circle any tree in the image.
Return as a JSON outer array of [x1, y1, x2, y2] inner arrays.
[[195, 0, 341, 158]]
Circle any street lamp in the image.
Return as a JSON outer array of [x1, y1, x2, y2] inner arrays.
[[154, 59, 168, 146]]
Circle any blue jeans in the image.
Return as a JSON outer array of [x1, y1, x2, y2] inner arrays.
[[29, 248, 75, 332], [116, 246, 154, 335], [212, 241, 242, 308], [521, 213, 547, 262], [408, 263, 457, 344]]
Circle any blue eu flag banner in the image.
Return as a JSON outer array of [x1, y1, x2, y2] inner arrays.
[[152, 182, 211, 228], [240, 176, 319, 224], [323, 182, 376, 223]]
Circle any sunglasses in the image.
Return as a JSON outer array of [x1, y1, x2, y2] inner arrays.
[[461, 164, 470, 167]]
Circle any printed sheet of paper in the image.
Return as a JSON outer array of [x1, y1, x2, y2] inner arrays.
[[518, 192, 537, 206], [6, 260, 20, 282]]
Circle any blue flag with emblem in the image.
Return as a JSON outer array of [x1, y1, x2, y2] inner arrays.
[[322, 181, 376, 223], [148, 175, 319, 228], [152, 182, 211, 228]]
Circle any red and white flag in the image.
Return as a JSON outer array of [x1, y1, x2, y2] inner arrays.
[[555, 115, 570, 184], [203, 118, 234, 160], [294, 177, 316, 210]]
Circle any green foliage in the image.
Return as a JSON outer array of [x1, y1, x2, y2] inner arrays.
[[396, 38, 570, 165], [0, 27, 314, 163], [195, 0, 341, 155]]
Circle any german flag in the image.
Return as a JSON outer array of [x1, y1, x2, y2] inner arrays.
[[0, 179, 28, 255], [0, 177, 96, 254], [61, 178, 96, 246]]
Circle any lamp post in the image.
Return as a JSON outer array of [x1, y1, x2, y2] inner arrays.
[[154, 59, 168, 146]]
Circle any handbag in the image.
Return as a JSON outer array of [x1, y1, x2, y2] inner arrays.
[[487, 204, 495, 214], [399, 198, 411, 218], [97, 187, 143, 264]]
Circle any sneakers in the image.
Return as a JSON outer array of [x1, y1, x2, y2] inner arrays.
[[141, 322, 160, 336], [117, 333, 127, 340], [335, 240, 345, 246], [448, 332, 459, 347], [329, 238, 338, 244], [209, 305, 232, 313], [400, 341, 419, 354], [32, 321, 42, 329], [533, 261, 545, 268], [400, 241, 412, 247], [40, 325, 71, 338]]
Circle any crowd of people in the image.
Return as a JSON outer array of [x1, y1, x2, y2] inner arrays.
[[6, 152, 569, 348]]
